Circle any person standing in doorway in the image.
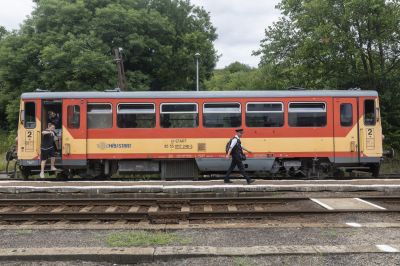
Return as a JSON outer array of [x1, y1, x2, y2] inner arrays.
[[48, 110, 61, 150], [40, 123, 59, 178], [224, 128, 254, 184]]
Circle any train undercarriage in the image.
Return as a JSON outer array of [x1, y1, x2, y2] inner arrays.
[[12, 157, 382, 180]]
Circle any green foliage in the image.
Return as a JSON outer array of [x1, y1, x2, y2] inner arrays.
[[204, 62, 292, 90], [0, 130, 16, 154], [105, 230, 192, 247], [0, 0, 218, 129], [255, 0, 400, 149]]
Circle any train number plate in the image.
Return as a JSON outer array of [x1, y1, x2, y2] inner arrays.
[[366, 128, 375, 150], [25, 130, 34, 152]]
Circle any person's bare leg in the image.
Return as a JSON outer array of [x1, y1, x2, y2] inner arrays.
[[40, 160, 46, 178], [50, 157, 57, 170]]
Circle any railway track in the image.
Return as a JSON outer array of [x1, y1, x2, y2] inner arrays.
[[0, 197, 398, 224], [1, 171, 400, 181]]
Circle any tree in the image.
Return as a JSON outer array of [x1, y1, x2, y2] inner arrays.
[[0, 0, 218, 128], [256, 0, 400, 91], [255, 0, 400, 149]]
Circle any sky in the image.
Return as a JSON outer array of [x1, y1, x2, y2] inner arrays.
[[0, 0, 281, 68]]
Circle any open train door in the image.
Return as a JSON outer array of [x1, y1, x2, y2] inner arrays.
[[62, 99, 87, 167], [333, 98, 359, 164]]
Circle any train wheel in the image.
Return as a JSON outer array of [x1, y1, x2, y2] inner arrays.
[[56, 170, 70, 181], [370, 164, 380, 178], [333, 168, 345, 179], [19, 166, 31, 180]]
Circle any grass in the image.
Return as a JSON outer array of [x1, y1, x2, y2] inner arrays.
[[105, 230, 192, 247], [233, 257, 255, 266], [0, 153, 7, 172], [0, 130, 15, 172], [380, 156, 400, 174], [15, 229, 33, 235], [322, 228, 338, 237]]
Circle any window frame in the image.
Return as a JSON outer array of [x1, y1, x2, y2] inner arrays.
[[245, 102, 284, 128], [87, 103, 113, 129], [340, 103, 353, 127], [203, 102, 241, 114], [288, 102, 326, 113], [160, 102, 199, 128], [23, 101, 36, 129], [288, 101, 327, 127], [116, 103, 156, 129], [246, 102, 284, 113], [203, 102, 242, 128], [117, 103, 155, 114], [160, 103, 198, 114], [364, 99, 376, 126], [67, 105, 80, 129]]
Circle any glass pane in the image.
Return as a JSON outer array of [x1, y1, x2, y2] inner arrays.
[[87, 104, 112, 113], [161, 113, 198, 128], [289, 112, 327, 127], [340, 103, 353, 127], [364, 100, 376, 126], [247, 103, 283, 112], [87, 104, 112, 128], [117, 114, 155, 128], [203, 113, 242, 128], [204, 103, 240, 113], [161, 104, 197, 113], [67, 105, 80, 129], [246, 113, 284, 127], [289, 102, 326, 112], [24, 102, 36, 129], [118, 104, 154, 114]]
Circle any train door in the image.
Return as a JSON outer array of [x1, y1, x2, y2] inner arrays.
[[333, 98, 359, 163], [41, 99, 63, 158], [359, 98, 383, 160], [62, 99, 87, 165], [18, 99, 41, 161]]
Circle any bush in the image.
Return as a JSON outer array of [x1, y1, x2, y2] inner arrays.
[[0, 130, 15, 154]]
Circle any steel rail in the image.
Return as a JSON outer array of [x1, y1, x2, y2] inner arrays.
[[0, 196, 398, 204], [0, 209, 399, 222]]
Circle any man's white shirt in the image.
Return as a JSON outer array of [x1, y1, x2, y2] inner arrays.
[[229, 135, 240, 149]]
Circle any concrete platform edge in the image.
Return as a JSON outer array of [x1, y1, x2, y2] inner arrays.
[[0, 245, 399, 263], [0, 184, 400, 194]]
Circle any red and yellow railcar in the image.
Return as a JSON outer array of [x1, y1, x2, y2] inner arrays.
[[17, 90, 383, 178]]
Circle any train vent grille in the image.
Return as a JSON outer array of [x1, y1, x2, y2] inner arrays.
[[197, 143, 206, 152]]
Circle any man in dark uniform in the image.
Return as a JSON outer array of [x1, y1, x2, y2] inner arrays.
[[224, 128, 254, 184], [40, 123, 59, 178]]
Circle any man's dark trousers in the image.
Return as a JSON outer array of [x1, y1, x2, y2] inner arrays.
[[224, 154, 250, 182]]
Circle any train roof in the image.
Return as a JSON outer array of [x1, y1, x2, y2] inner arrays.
[[21, 90, 379, 100]]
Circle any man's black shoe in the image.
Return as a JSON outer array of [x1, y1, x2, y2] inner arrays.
[[246, 179, 255, 184], [224, 180, 233, 184]]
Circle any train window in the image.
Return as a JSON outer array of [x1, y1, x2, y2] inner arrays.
[[246, 102, 284, 127], [160, 103, 198, 128], [364, 100, 376, 126], [288, 102, 326, 127], [67, 105, 80, 129], [203, 103, 241, 128], [117, 103, 155, 128], [340, 103, 353, 127], [24, 102, 36, 129], [87, 103, 112, 129]]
